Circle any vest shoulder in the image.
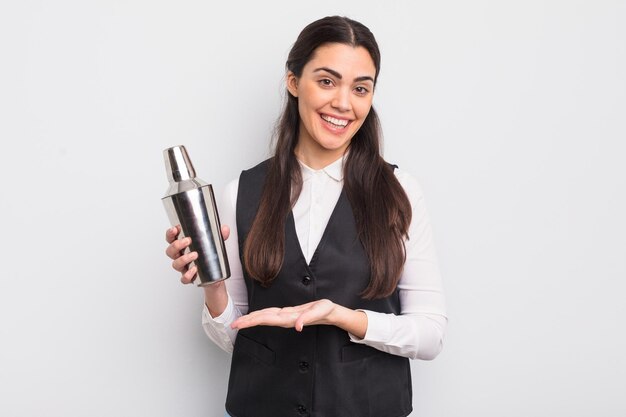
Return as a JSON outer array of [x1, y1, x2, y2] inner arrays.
[[239, 158, 271, 187], [242, 158, 271, 175]]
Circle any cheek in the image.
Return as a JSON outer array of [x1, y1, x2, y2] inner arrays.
[[298, 101, 318, 127], [355, 101, 373, 121], [299, 85, 330, 110], [297, 103, 320, 136], [297, 91, 315, 115]]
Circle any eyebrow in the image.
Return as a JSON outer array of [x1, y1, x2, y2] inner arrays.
[[313, 67, 375, 83]]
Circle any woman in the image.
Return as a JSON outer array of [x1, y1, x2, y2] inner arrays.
[[165, 16, 447, 417]]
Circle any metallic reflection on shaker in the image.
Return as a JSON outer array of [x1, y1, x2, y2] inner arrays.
[[162, 145, 230, 285]]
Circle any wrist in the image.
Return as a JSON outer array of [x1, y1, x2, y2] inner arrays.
[[329, 304, 368, 339], [326, 301, 342, 325], [203, 280, 225, 292], [203, 281, 228, 318]]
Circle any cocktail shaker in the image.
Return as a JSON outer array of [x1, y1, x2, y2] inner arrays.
[[162, 145, 230, 285]]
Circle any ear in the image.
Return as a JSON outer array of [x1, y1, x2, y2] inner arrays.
[[286, 71, 299, 98]]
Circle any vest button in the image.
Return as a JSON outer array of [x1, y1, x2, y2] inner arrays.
[[301, 276, 311, 285], [297, 404, 308, 415], [299, 361, 309, 371]]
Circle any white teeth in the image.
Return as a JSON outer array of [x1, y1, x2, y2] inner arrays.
[[321, 114, 348, 127]]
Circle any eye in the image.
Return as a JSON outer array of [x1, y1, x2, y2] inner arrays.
[[354, 86, 370, 96], [318, 78, 334, 87]]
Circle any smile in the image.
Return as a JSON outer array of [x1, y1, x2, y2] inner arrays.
[[321, 114, 350, 128]]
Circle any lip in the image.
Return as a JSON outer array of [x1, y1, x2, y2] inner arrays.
[[319, 113, 352, 133], [321, 113, 351, 122]]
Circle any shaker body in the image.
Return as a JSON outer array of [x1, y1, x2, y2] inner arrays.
[[162, 185, 230, 285]]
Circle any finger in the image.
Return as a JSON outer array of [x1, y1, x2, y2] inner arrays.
[[231, 315, 255, 330], [294, 308, 319, 332], [232, 305, 308, 330], [231, 309, 286, 329], [172, 251, 198, 272], [221, 225, 230, 241], [231, 309, 278, 326], [165, 225, 181, 244], [180, 266, 198, 285], [165, 237, 192, 259], [293, 300, 334, 331], [294, 314, 307, 332]]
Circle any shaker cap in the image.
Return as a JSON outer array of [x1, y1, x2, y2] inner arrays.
[[164, 145, 196, 182]]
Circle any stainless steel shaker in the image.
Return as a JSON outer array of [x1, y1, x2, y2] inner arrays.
[[162, 145, 230, 285]]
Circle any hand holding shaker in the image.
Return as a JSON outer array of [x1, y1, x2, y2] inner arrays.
[[162, 145, 230, 285]]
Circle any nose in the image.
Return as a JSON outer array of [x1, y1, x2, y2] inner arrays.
[[331, 87, 351, 112]]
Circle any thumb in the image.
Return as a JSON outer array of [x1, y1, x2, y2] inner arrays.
[[221, 224, 230, 241], [294, 315, 306, 332]]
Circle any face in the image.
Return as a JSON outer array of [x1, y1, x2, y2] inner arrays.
[[287, 43, 376, 168]]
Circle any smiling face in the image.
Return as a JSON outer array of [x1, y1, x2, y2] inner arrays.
[[287, 43, 377, 169]]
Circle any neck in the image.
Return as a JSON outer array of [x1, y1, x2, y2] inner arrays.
[[294, 143, 347, 170]]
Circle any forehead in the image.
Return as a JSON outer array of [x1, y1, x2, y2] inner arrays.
[[304, 43, 376, 78]]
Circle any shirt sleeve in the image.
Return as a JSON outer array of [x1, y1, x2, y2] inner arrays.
[[200, 177, 249, 353], [348, 170, 448, 360]]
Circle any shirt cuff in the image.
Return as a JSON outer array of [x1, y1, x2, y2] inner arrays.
[[202, 293, 236, 325], [348, 309, 392, 344], [201, 294, 239, 353]]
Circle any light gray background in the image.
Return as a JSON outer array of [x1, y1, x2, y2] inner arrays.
[[1, 1, 625, 416]]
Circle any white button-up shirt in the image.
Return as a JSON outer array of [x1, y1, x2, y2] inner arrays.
[[202, 156, 447, 360]]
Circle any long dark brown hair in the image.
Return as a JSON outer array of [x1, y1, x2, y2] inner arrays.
[[243, 16, 412, 299]]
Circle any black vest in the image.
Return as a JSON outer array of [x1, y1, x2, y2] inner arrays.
[[225, 159, 412, 417]]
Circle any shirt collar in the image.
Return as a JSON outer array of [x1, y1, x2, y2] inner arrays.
[[298, 154, 345, 182]]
